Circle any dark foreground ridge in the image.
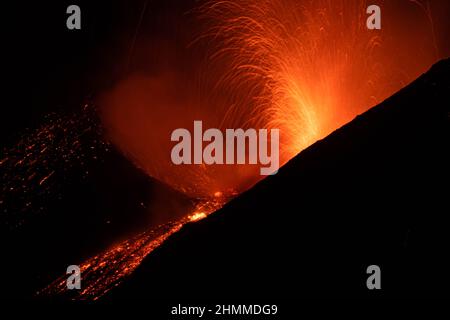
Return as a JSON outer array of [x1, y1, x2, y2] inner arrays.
[[109, 59, 450, 299]]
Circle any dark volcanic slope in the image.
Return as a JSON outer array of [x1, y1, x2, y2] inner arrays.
[[109, 59, 450, 299]]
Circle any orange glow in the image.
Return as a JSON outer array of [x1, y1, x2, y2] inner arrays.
[[198, 0, 442, 161], [40, 196, 227, 299], [189, 212, 207, 221], [40, 0, 449, 301], [101, 0, 443, 200]]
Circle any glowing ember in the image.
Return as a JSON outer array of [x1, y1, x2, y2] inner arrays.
[[101, 0, 441, 200], [199, 0, 441, 161], [39, 220, 184, 300], [189, 212, 207, 222], [0, 103, 107, 228], [38, 0, 448, 301], [39, 196, 227, 300]]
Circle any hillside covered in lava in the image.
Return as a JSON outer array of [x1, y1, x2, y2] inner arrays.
[[107, 58, 450, 299]]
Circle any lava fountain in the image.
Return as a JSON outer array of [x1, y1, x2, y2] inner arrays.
[[197, 0, 442, 160], [41, 0, 448, 300], [100, 0, 443, 199]]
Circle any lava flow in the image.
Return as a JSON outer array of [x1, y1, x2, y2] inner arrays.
[[101, 0, 442, 199], [38, 0, 448, 300], [38, 196, 227, 300]]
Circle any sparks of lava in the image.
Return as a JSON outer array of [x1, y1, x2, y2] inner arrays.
[[38, 0, 444, 300], [189, 212, 207, 222], [101, 0, 440, 200], [198, 0, 441, 161], [0, 103, 108, 228], [38, 196, 226, 300]]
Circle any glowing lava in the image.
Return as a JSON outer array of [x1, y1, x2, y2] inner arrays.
[[41, 0, 448, 301], [101, 0, 442, 200], [189, 212, 207, 222], [0, 103, 107, 228], [198, 0, 441, 160], [39, 196, 226, 300]]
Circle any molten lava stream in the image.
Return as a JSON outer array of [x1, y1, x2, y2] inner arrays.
[[38, 195, 227, 300], [40, 0, 447, 300]]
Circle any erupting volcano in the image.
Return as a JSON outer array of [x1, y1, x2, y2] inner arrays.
[[1, 0, 449, 301], [99, 0, 443, 202]]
